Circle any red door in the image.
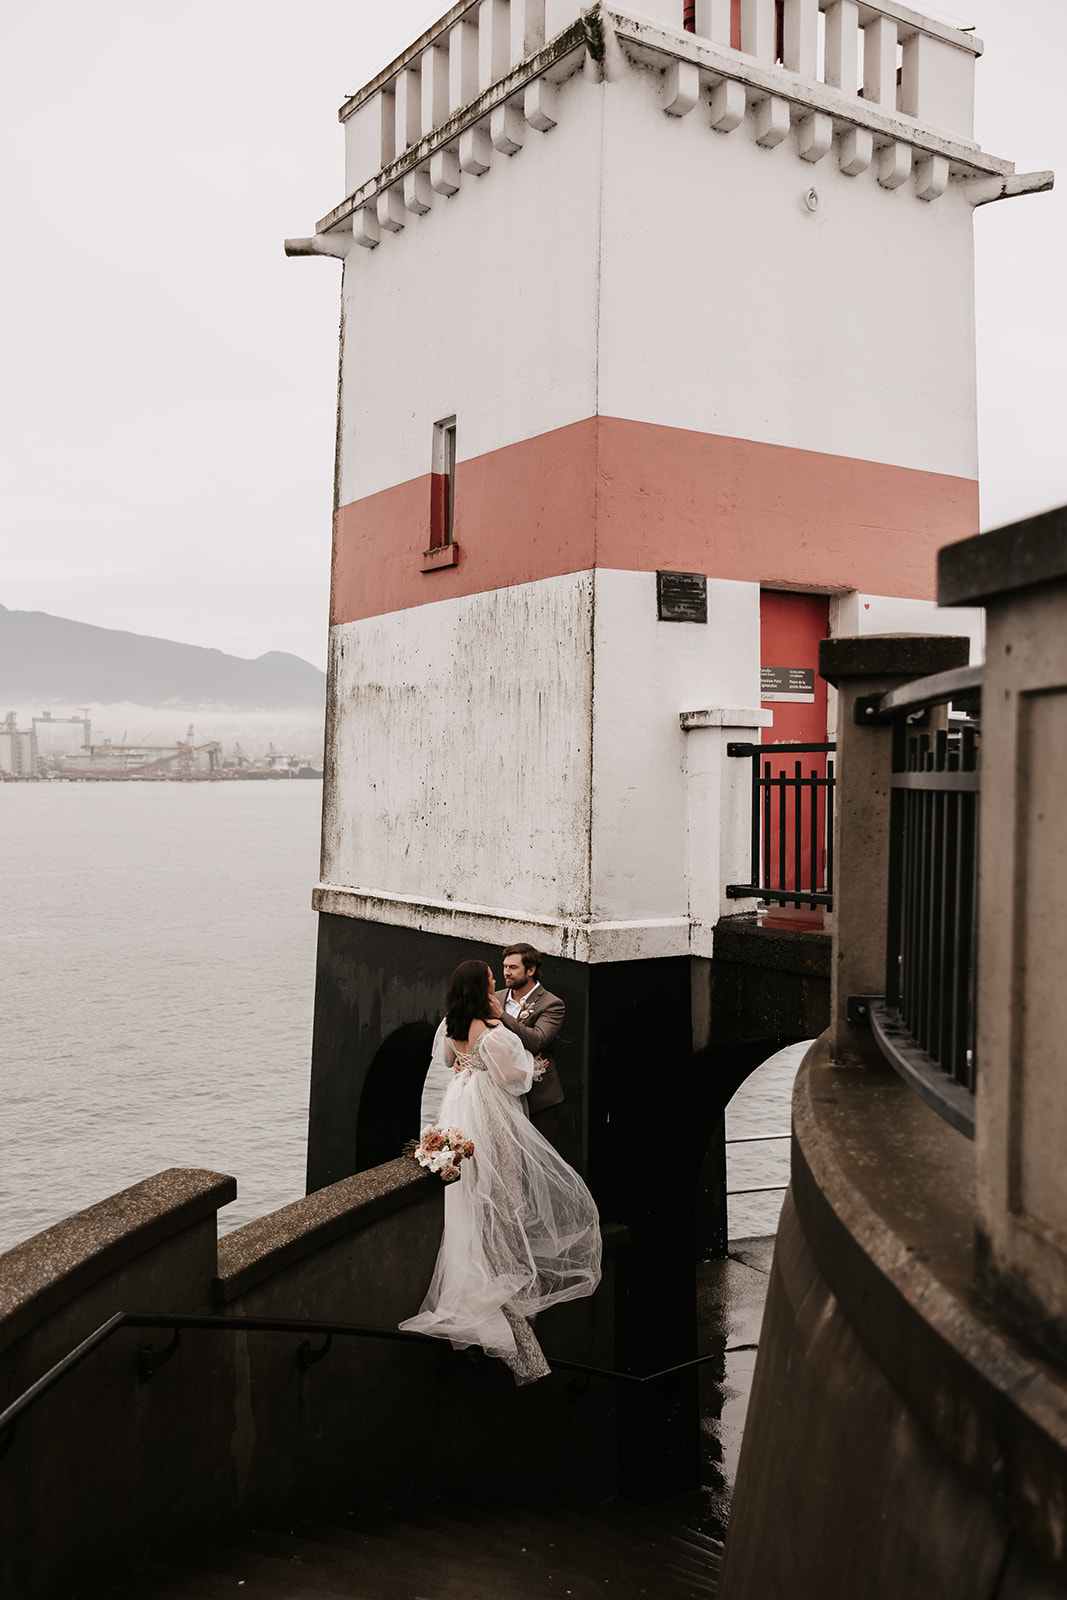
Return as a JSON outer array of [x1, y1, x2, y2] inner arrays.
[[758, 592, 831, 925]]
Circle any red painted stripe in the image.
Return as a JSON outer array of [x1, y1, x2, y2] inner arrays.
[[330, 416, 977, 626]]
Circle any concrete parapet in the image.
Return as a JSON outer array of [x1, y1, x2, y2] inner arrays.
[[0, 1167, 235, 1355], [0, 1170, 238, 1599], [718, 1035, 1067, 1597], [819, 632, 970, 1066], [0, 1161, 622, 1597], [941, 506, 1067, 1364]]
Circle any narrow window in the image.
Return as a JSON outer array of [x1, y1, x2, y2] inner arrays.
[[430, 417, 457, 550], [683, 1, 695, 30]]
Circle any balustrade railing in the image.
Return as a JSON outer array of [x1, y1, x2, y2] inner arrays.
[[726, 741, 836, 910], [680, 0, 977, 138], [337, 0, 981, 213], [867, 665, 981, 1137]]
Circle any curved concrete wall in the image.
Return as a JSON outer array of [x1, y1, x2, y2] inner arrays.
[[718, 1035, 1067, 1599]]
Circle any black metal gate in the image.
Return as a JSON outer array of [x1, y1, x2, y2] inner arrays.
[[725, 741, 836, 910]]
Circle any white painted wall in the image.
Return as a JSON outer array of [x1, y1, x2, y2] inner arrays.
[[834, 590, 985, 661], [596, 63, 979, 480], [337, 63, 601, 507], [322, 566, 772, 942], [589, 570, 761, 922], [322, 573, 594, 920]]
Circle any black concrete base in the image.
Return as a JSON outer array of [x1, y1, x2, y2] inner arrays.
[[696, 913, 831, 1058]]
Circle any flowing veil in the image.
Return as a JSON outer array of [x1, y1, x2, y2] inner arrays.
[[400, 1025, 602, 1384]]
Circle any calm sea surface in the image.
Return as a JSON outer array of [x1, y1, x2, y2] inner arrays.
[[1, 781, 322, 1254]]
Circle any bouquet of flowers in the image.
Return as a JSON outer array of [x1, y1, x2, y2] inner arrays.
[[404, 1124, 475, 1183]]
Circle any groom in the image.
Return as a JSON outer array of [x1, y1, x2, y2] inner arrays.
[[489, 943, 565, 1146]]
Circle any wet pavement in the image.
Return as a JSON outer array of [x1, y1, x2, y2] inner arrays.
[[691, 1040, 813, 1537], [696, 1237, 775, 1536]]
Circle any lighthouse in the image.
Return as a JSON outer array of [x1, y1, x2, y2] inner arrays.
[[288, 0, 1043, 1223]]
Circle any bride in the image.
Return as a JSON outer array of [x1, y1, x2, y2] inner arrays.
[[400, 960, 602, 1385]]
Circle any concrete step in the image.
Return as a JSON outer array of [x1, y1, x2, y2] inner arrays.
[[86, 1495, 722, 1600]]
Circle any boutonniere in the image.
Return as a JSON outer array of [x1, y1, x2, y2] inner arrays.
[[519, 1002, 535, 1022]]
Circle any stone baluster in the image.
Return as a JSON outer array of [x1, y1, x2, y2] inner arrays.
[[479, 0, 512, 91], [782, 0, 818, 78], [824, 0, 860, 94], [511, 0, 545, 62], [693, 0, 732, 45], [394, 65, 422, 156], [449, 16, 480, 112], [421, 43, 450, 135], [740, 0, 777, 61], [863, 13, 897, 107], [379, 89, 397, 168]]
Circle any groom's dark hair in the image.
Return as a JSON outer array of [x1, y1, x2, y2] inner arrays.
[[503, 943, 542, 977]]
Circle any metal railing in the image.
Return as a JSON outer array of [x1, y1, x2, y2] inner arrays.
[[0, 1307, 730, 1462], [726, 741, 836, 910], [866, 666, 981, 1138]]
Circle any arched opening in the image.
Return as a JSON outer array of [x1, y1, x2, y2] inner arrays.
[[355, 1021, 438, 1171]]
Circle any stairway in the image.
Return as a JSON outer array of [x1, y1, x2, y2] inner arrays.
[[84, 1496, 722, 1600]]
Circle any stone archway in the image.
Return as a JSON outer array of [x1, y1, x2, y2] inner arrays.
[[355, 1020, 438, 1172]]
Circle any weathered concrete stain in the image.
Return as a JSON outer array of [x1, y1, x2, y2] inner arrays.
[[323, 573, 594, 923]]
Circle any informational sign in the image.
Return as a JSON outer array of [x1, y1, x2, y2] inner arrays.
[[761, 666, 816, 703], [657, 570, 707, 624]]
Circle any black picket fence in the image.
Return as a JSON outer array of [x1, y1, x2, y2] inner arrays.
[[725, 742, 836, 910], [868, 666, 982, 1137]]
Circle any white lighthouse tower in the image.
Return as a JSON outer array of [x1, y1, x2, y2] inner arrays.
[[288, 0, 1044, 1258]]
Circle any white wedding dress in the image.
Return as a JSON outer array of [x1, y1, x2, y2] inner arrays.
[[400, 1023, 602, 1385]]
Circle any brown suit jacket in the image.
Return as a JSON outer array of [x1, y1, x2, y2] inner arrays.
[[497, 985, 565, 1114]]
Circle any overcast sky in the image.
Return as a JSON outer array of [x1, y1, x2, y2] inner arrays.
[[3, 1, 1063, 671]]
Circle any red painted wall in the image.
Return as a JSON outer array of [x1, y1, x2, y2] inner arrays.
[[331, 416, 978, 627], [758, 590, 832, 917], [759, 591, 830, 745]]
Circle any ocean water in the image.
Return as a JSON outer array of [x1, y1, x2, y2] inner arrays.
[[0, 781, 322, 1254]]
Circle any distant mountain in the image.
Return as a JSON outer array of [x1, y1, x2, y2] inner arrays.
[[0, 605, 326, 709]]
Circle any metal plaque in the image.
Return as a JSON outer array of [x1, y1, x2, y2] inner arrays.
[[761, 666, 817, 703], [657, 570, 707, 624]]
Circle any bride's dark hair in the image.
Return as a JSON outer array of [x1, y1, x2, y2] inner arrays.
[[445, 960, 492, 1041]]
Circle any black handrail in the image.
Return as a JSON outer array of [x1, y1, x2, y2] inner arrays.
[[726, 741, 836, 909], [875, 664, 982, 721], [0, 1309, 727, 1460], [865, 666, 981, 1137]]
